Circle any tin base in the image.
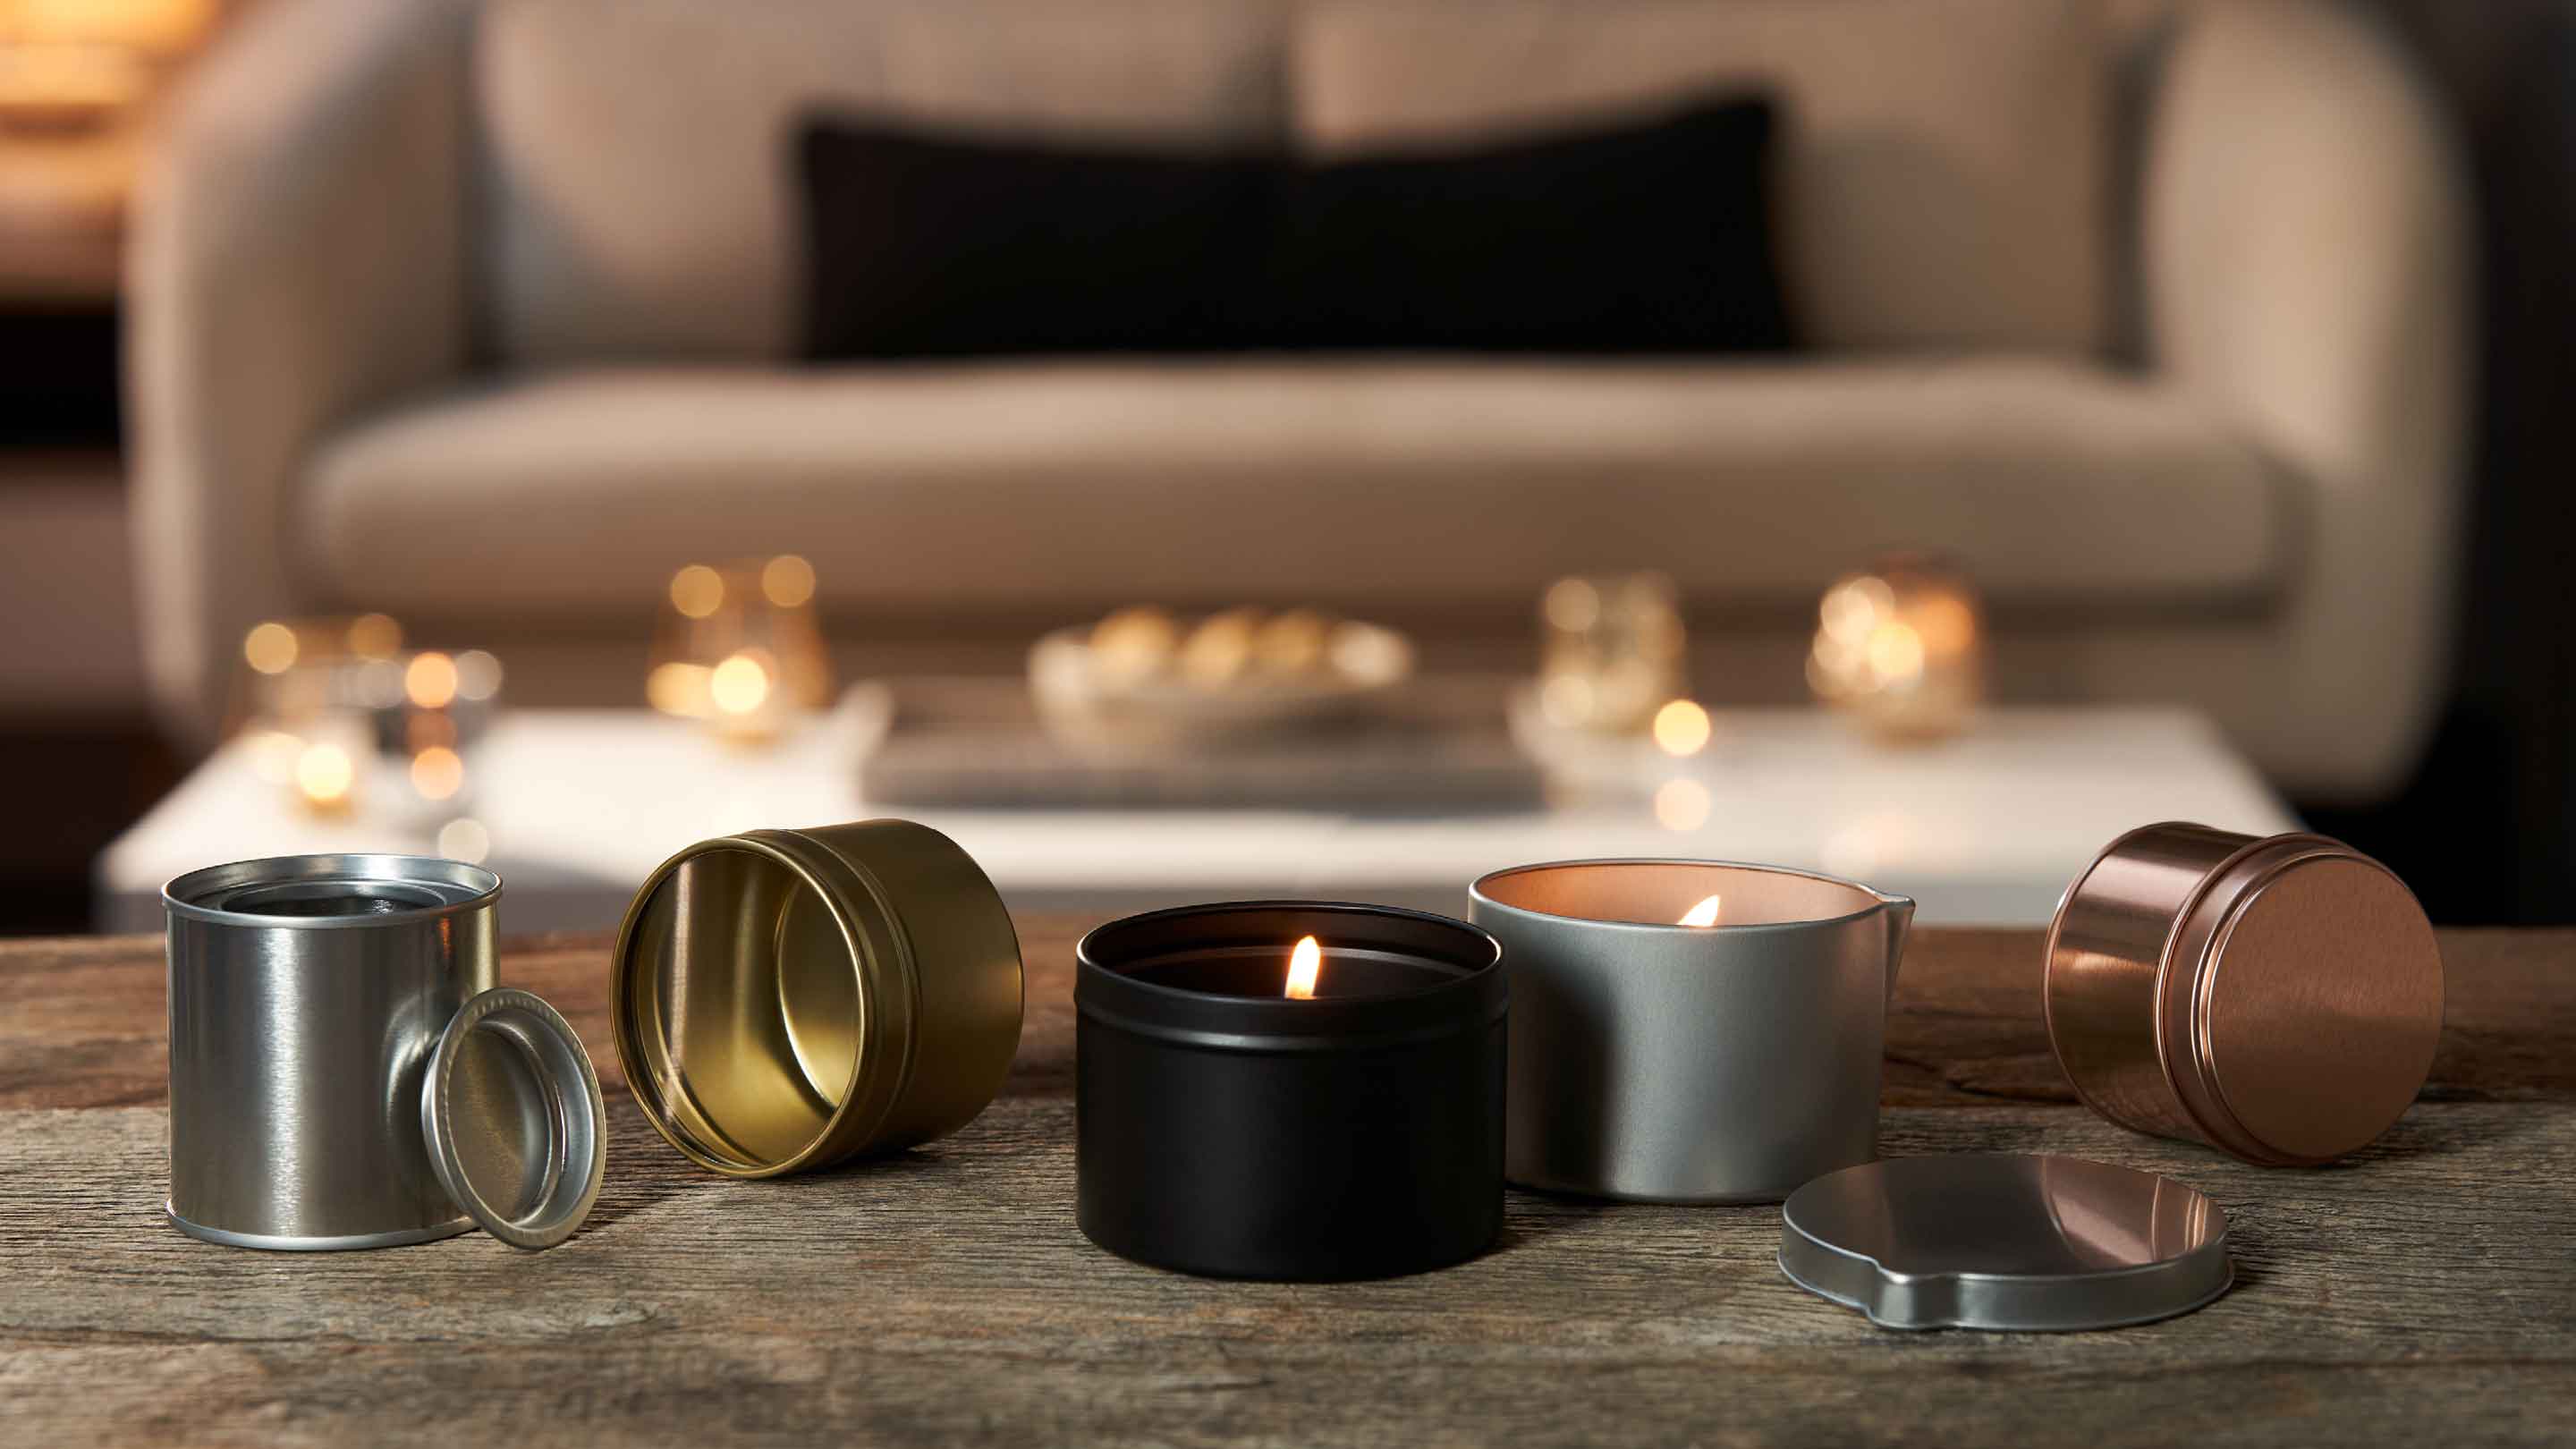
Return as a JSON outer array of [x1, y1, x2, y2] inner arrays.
[[165, 1203, 475, 1251], [1509, 1170, 1809, 1206]]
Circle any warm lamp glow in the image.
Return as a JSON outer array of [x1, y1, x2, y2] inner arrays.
[[452, 648, 504, 703], [760, 555, 817, 608], [1678, 894, 1724, 928], [1653, 777, 1711, 832], [294, 742, 353, 807], [404, 651, 459, 709], [1809, 557, 1987, 741], [242, 622, 298, 675], [436, 817, 491, 864], [346, 613, 402, 661], [1284, 936, 1322, 1000], [1543, 577, 1601, 633], [648, 662, 712, 716], [410, 746, 464, 801], [13, 0, 216, 52], [1865, 621, 1925, 683], [709, 652, 771, 715], [669, 564, 725, 620], [1652, 699, 1712, 757]]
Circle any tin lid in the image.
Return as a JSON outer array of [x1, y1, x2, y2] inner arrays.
[[420, 987, 606, 1250], [2162, 839, 2445, 1165], [1778, 1154, 2231, 1331]]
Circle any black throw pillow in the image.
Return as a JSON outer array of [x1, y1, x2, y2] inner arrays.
[[798, 123, 1266, 358], [1266, 97, 1790, 353], [796, 94, 1788, 359]]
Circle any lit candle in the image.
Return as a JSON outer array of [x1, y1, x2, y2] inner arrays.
[[1076, 902, 1504, 1280], [1471, 860, 1912, 1202]]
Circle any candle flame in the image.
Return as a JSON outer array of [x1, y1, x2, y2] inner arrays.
[[1284, 935, 1322, 999], [1678, 894, 1723, 928]]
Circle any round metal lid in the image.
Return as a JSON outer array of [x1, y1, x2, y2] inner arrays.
[[1779, 1154, 2231, 1331], [421, 987, 606, 1250], [2185, 852, 2445, 1165]]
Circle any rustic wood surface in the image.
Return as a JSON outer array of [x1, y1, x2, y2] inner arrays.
[[2, 924, 2571, 1446]]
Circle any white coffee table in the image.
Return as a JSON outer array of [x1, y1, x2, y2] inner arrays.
[[99, 699, 2296, 932]]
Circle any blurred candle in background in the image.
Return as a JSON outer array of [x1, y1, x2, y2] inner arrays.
[[647, 555, 829, 741], [1807, 555, 1986, 741], [1537, 572, 1687, 736]]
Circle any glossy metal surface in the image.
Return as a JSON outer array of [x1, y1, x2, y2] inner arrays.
[[612, 819, 1024, 1178], [422, 987, 606, 1250], [2046, 823, 2444, 1165], [1469, 860, 1912, 1203], [164, 854, 498, 1250], [1779, 1154, 2232, 1331]]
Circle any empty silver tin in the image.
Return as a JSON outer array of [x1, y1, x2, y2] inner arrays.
[[1469, 860, 1912, 1202], [164, 854, 603, 1250]]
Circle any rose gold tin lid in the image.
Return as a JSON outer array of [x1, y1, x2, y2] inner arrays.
[[2046, 824, 2445, 1166]]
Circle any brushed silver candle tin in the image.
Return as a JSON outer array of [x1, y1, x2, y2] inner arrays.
[[2044, 822, 2444, 1165], [1469, 859, 1913, 1203], [164, 854, 605, 1250]]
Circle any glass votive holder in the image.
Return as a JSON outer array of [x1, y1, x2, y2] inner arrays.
[[1536, 572, 1687, 735], [646, 555, 830, 741], [1807, 555, 1987, 741]]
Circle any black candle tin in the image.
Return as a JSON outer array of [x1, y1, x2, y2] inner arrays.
[[1075, 902, 1506, 1281]]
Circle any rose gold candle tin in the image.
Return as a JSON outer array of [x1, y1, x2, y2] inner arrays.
[[2044, 823, 2443, 1165]]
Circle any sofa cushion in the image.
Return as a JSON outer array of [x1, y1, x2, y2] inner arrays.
[[302, 360, 2284, 621], [1292, 0, 2110, 355], [478, 0, 1286, 364]]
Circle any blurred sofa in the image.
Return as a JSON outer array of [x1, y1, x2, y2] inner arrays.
[[128, 0, 2468, 801]]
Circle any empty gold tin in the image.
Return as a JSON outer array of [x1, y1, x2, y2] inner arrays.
[[611, 819, 1024, 1177], [2044, 823, 2443, 1166]]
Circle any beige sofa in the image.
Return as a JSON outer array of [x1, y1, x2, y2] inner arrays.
[[129, 0, 2468, 801]]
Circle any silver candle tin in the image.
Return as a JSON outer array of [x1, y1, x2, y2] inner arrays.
[[1470, 859, 1912, 1203], [164, 854, 603, 1250]]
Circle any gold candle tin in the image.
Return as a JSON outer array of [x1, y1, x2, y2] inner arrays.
[[2044, 823, 2443, 1166], [611, 819, 1024, 1177]]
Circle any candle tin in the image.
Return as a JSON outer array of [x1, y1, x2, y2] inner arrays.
[[164, 854, 605, 1250], [1470, 860, 1912, 1203], [611, 818, 1024, 1178], [1075, 902, 1506, 1280], [2044, 823, 2443, 1165]]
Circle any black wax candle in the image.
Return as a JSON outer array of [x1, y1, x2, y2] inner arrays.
[[1075, 902, 1506, 1280]]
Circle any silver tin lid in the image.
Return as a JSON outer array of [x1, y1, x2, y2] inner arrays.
[[1778, 1154, 2230, 1331], [420, 987, 607, 1250]]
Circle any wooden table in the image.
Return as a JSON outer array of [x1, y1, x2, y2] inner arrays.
[[4, 925, 2572, 1446]]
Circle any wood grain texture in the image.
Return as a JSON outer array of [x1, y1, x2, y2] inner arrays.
[[1, 923, 2571, 1446]]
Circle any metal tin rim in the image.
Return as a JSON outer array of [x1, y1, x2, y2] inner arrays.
[[421, 987, 607, 1250], [2163, 836, 2427, 1165], [1776, 1155, 2233, 1332], [1075, 900, 1504, 1046], [610, 830, 919, 1179], [164, 1204, 475, 1252], [1469, 857, 1903, 935], [163, 853, 501, 930]]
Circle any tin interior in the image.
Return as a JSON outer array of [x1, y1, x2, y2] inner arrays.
[[1476, 860, 1880, 928], [620, 843, 864, 1172]]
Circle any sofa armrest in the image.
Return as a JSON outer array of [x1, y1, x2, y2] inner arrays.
[[128, 0, 474, 742], [2141, 0, 2472, 799]]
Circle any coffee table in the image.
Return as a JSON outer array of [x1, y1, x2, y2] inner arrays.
[[97, 694, 2296, 932]]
